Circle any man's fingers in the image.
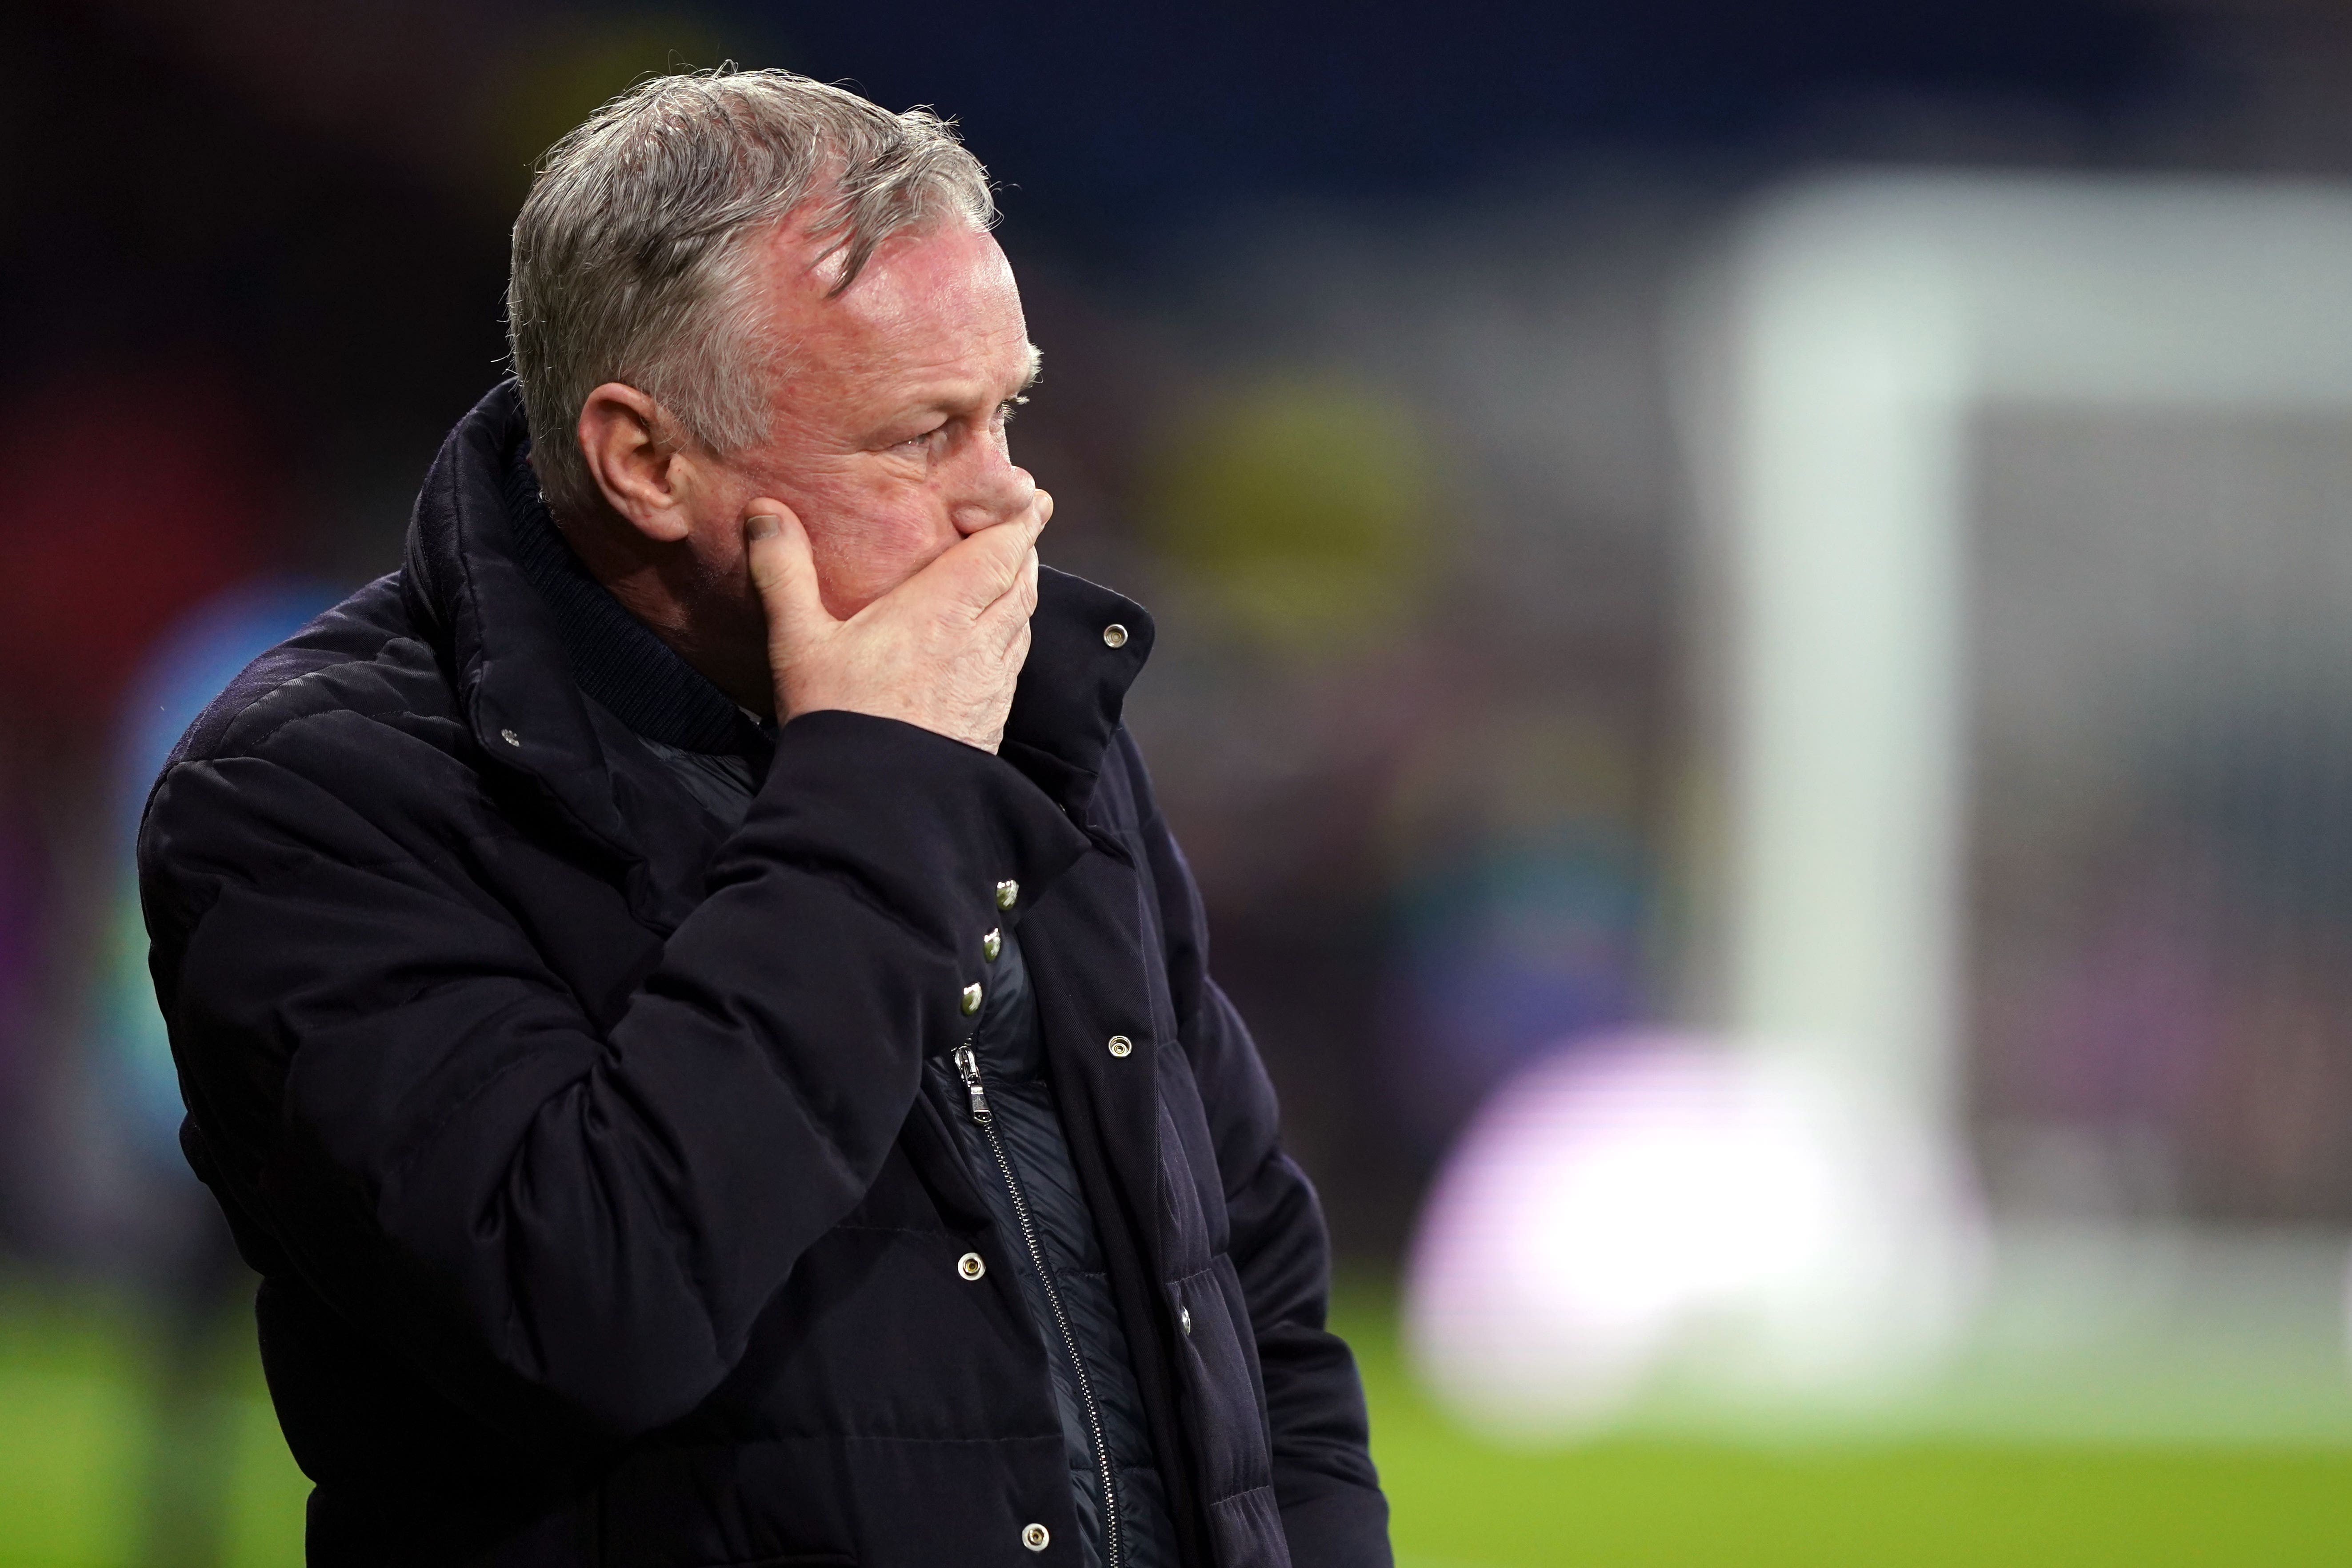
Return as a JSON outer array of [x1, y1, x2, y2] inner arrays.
[[744, 502, 835, 650], [999, 500, 1047, 612], [965, 504, 1048, 639], [974, 547, 1041, 654], [969, 490, 1053, 595], [905, 495, 1053, 615]]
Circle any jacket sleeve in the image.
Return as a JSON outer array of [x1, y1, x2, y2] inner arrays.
[[1120, 732, 1393, 1568], [141, 705, 1085, 1451]]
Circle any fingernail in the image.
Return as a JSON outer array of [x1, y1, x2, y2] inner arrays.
[[746, 514, 780, 540]]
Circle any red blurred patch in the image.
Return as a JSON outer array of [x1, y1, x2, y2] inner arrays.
[[0, 372, 273, 734]]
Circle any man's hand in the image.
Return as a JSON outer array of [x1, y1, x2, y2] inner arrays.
[[744, 496, 1049, 754]]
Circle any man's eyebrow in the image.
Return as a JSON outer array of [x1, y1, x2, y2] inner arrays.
[[1016, 344, 1043, 395]]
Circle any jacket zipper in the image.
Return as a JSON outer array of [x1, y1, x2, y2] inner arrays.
[[956, 1040, 1124, 1568]]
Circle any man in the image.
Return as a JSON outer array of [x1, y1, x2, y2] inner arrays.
[[138, 67, 1388, 1568]]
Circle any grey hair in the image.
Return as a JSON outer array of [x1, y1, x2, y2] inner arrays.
[[507, 67, 996, 519]]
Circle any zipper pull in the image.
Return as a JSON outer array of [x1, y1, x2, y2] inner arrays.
[[953, 1042, 992, 1124]]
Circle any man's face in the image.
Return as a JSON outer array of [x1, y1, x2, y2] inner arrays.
[[691, 219, 1040, 623]]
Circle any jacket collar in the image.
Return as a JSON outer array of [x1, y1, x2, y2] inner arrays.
[[500, 442, 769, 760], [1003, 560, 1155, 823], [402, 383, 1154, 857]]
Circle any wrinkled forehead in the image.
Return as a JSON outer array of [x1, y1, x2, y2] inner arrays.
[[763, 220, 1030, 384]]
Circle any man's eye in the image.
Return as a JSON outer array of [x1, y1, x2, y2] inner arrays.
[[995, 394, 1029, 427], [898, 425, 946, 451]]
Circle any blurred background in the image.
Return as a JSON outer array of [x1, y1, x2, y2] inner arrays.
[[11, 0, 2352, 1563]]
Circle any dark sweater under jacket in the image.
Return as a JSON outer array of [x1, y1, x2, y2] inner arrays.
[[136, 383, 1389, 1568]]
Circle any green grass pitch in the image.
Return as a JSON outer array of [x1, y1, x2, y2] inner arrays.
[[1, 1281, 2348, 1565]]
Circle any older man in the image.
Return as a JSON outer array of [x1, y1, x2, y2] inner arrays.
[[138, 67, 1387, 1568]]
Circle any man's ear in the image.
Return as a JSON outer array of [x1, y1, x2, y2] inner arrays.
[[577, 382, 696, 543]]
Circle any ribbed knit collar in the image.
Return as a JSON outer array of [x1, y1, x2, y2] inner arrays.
[[500, 444, 769, 761]]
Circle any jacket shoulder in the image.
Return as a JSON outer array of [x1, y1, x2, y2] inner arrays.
[[167, 572, 459, 771]]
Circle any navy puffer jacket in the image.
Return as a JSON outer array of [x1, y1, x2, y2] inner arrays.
[[136, 384, 1390, 1568]]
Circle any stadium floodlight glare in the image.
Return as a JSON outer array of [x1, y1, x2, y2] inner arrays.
[[1404, 1034, 1984, 1439]]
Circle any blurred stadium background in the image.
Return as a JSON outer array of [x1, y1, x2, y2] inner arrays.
[[12, 0, 2352, 1562]]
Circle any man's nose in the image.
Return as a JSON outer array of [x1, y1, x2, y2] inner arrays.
[[948, 446, 1035, 536]]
